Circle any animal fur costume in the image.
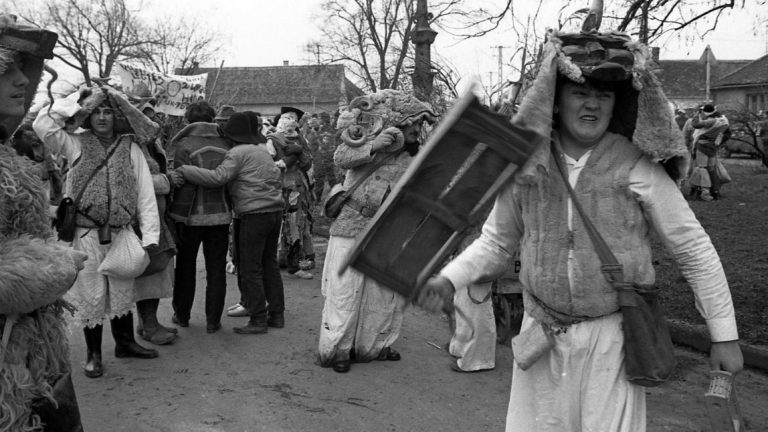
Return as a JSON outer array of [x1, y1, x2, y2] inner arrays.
[[0, 14, 84, 432], [318, 90, 437, 367], [512, 29, 689, 184]]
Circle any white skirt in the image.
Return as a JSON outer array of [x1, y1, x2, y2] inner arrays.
[[65, 227, 136, 327]]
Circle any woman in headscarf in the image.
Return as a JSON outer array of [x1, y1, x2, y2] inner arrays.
[[34, 79, 162, 379]]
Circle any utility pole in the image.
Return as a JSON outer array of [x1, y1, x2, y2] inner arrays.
[[411, 0, 437, 102], [491, 45, 510, 106]]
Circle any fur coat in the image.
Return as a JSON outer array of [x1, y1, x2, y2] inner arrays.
[[0, 144, 81, 431]]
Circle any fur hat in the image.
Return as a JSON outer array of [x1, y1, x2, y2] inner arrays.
[[215, 105, 237, 121], [70, 86, 159, 142], [336, 89, 437, 148], [513, 29, 689, 180], [0, 14, 58, 135]]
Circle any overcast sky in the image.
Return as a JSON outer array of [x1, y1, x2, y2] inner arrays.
[[41, 0, 768, 92]]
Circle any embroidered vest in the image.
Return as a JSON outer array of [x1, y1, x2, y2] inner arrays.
[[70, 132, 138, 227], [515, 133, 656, 326]]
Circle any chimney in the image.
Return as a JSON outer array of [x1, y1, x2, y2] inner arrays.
[[651, 47, 660, 62], [283, 60, 289, 66]]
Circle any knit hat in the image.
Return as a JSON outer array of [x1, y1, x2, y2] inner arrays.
[[0, 13, 58, 134], [512, 29, 689, 181], [215, 105, 237, 121]]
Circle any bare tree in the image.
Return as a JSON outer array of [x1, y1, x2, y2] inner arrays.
[[314, 0, 517, 93], [722, 107, 768, 168], [136, 17, 224, 75], [15, 0, 161, 85]]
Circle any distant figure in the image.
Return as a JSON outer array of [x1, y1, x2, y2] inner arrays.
[[689, 104, 730, 201]]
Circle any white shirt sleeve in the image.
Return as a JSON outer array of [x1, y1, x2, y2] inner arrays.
[[440, 180, 523, 290], [131, 143, 160, 247], [33, 98, 83, 166], [629, 157, 738, 342]]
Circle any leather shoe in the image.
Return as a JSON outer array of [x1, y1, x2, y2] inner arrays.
[[233, 322, 268, 334], [267, 312, 285, 328], [171, 314, 189, 327], [332, 360, 351, 373], [206, 322, 222, 334], [114, 342, 158, 359], [378, 347, 401, 361]]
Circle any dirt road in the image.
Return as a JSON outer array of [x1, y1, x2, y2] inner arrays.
[[68, 237, 768, 431]]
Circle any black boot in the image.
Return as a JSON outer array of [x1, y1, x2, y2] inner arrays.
[[111, 312, 159, 359], [136, 299, 177, 345], [83, 325, 104, 378]]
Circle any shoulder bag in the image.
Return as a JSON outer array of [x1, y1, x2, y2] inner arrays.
[[551, 143, 676, 387], [323, 150, 400, 219], [54, 141, 123, 242]]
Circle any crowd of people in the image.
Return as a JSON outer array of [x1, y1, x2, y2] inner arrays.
[[0, 6, 747, 432]]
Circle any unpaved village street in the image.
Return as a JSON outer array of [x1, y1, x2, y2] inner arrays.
[[68, 237, 768, 432]]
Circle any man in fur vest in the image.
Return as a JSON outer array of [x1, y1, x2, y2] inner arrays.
[[417, 23, 742, 432], [0, 13, 87, 431]]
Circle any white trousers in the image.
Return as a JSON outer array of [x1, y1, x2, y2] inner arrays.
[[506, 312, 646, 432]]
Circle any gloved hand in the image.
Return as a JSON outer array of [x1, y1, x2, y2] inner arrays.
[[371, 127, 405, 152]]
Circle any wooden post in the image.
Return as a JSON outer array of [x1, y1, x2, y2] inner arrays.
[[411, 0, 437, 102], [208, 59, 225, 103]]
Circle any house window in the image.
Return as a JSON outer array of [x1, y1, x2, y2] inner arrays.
[[747, 91, 768, 113]]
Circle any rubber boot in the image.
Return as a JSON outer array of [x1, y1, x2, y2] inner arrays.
[[136, 299, 177, 345], [111, 312, 159, 359], [83, 325, 104, 378], [136, 299, 178, 335]]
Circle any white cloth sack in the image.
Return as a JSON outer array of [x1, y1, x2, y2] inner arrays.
[[97, 228, 149, 279]]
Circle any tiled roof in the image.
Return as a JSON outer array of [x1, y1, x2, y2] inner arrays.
[[657, 59, 751, 98], [712, 54, 768, 88], [183, 64, 365, 106]]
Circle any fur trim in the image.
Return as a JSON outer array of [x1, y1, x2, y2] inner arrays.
[[511, 29, 690, 180], [0, 304, 72, 431], [0, 236, 79, 314], [0, 146, 51, 239]]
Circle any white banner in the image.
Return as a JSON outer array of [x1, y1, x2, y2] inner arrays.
[[112, 63, 208, 116]]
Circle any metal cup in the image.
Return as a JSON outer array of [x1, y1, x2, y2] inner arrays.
[[98, 225, 111, 245]]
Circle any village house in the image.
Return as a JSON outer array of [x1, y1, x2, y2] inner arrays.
[[710, 54, 768, 114], [655, 48, 752, 113], [182, 63, 364, 121]]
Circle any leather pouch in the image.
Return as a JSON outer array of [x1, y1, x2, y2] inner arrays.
[[510, 321, 555, 370]]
